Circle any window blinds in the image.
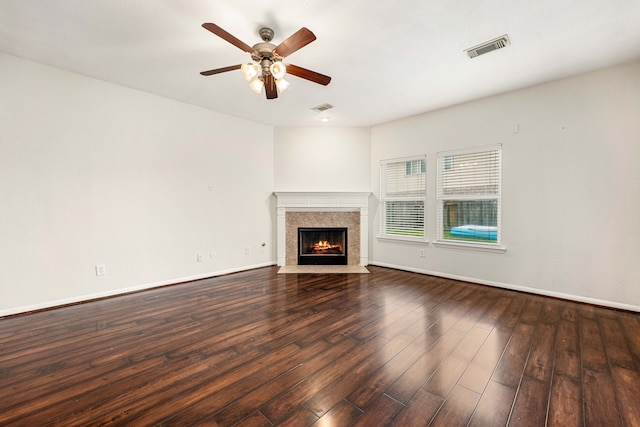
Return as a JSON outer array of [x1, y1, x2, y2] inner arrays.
[[437, 145, 501, 243], [437, 148, 501, 199], [380, 156, 426, 238]]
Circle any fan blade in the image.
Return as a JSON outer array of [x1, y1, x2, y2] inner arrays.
[[202, 23, 255, 53], [286, 64, 331, 86], [200, 64, 242, 76], [263, 74, 278, 99], [273, 27, 316, 58]]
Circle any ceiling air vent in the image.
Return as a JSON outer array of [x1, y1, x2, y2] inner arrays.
[[311, 103, 334, 112], [465, 34, 510, 58]]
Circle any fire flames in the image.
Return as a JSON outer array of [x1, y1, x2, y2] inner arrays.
[[310, 240, 343, 254]]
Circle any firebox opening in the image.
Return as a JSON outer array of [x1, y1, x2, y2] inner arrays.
[[298, 227, 347, 265]]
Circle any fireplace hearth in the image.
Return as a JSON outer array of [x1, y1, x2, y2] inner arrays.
[[298, 227, 347, 265]]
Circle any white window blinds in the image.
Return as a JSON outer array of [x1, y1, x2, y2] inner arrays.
[[380, 156, 426, 239], [437, 145, 501, 244]]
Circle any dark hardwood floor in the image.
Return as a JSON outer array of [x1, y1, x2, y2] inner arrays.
[[1, 266, 639, 426]]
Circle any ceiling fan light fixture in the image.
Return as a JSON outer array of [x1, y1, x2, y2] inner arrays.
[[241, 63, 259, 81], [270, 61, 287, 80], [201, 24, 331, 100], [248, 77, 264, 94], [276, 78, 290, 94]]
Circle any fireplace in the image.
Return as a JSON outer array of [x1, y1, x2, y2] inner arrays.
[[298, 227, 347, 265], [274, 192, 370, 266]]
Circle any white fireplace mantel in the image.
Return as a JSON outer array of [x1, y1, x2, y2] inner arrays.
[[274, 192, 371, 266]]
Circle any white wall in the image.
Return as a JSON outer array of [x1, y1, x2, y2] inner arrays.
[[370, 59, 640, 311], [3, 52, 638, 315], [0, 53, 275, 316], [274, 127, 371, 192]]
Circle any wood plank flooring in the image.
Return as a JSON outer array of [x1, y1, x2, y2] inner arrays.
[[1, 266, 639, 426]]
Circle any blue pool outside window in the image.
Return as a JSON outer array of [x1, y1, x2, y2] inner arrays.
[[436, 145, 502, 246]]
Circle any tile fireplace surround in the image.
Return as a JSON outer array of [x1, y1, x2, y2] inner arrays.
[[274, 192, 370, 266]]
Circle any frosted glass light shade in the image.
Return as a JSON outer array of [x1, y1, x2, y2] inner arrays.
[[276, 78, 290, 93], [248, 77, 264, 94], [241, 63, 259, 82], [270, 61, 287, 80]]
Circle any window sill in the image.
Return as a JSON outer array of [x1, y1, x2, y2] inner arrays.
[[377, 235, 428, 245], [432, 240, 506, 253]]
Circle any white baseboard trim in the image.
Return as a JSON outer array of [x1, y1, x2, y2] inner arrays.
[[368, 261, 640, 313], [0, 262, 276, 318], [5, 261, 637, 317]]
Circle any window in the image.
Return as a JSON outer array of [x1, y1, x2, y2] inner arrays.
[[380, 156, 426, 240], [405, 159, 426, 176], [443, 155, 453, 171], [437, 145, 502, 247]]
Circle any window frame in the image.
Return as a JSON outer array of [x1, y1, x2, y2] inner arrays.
[[434, 144, 505, 253], [378, 155, 427, 242]]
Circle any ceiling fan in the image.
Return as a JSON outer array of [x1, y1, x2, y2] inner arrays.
[[200, 23, 331, 99]]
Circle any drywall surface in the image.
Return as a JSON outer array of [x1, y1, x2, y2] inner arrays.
[[370, 59, 640, 310], [0, 53, 275, 315], [274, 126, 371, 192]]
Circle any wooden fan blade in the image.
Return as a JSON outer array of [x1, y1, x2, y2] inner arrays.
[[200, 64, 242, 76], [273, 27, 316, 58], [286, 64, 331, 86], [263, 74, 278, 99], [202, 23, 255, 53]]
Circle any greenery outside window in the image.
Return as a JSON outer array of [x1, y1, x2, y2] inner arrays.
[[436, 145, 502, 248], [380, 155, 426, 240]]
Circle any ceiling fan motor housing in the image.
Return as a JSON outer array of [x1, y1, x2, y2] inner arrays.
[[251, 30, 284, 75], [251, 42, 277, 60]]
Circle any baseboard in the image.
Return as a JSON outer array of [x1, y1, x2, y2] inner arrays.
[[368, 261, 640, 313], [5, 261, 637, 317], [0, 262, 276, 318]]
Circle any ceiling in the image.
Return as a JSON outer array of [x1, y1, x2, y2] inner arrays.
[[2, 1, 640, 127]]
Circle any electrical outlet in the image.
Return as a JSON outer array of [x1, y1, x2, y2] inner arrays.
[[245, 246, 251, 255], [419, 249, 425, 258], [95, 264, 106, 276], [197, 254, 203, 262]]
